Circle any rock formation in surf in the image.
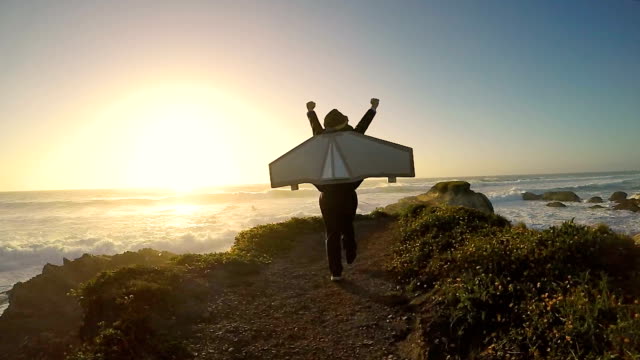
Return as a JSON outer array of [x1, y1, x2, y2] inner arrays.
[[385, 181, 494, 214], [541, 191, 581, 202], [609, 191, 628, 202], [546, 201, 567, 208]]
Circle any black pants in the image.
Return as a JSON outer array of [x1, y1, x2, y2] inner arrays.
[[319, 190, 358, 277]]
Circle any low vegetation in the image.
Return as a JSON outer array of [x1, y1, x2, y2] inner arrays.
[[390, 205, 640, 359], [58, 204, 640, 359], [68, 266, 200, 359], [65, 213, 387, 360]]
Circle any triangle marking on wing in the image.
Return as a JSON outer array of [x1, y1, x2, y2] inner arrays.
[[332, 143, 349, 178], [321, 143, 333, 179]]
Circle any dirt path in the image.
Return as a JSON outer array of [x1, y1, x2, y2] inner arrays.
[[187, 218, 414, 359]]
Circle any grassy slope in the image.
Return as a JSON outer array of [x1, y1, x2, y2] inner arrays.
[[66, 213, 390, 360], [62, 205, 640, 359], [390, 205, 640, 359]]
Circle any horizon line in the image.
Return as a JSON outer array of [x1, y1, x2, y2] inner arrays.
[[1, 169, 639, 194]]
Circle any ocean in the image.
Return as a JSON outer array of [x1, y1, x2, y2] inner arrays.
[[1, 171, 639, 315]]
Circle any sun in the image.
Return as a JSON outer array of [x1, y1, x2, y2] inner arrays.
[[122, 85, 238, 191]]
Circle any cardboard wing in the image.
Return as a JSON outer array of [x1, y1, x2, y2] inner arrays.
[[269, 132, 415, 190]]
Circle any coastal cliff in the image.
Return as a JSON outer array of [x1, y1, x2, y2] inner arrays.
[[1, 182, 640, 360], [0, 249, 176, 358]]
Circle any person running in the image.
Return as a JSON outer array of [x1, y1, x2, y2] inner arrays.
[[306, 98, 379, 281]]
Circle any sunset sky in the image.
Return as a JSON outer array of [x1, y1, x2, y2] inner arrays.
[[1, 0, 639, 192]]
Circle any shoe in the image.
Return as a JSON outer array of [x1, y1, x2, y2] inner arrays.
[[346, 248, 357, 265], [330, 275, 343, 282]]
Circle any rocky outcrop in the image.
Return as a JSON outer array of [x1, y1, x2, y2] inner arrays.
[[0, 248, 175, 358], [546, 202, 567, 208], [587, 197, 604, 204], [542, 191, 581, 202], [609, 192, 628, 202], [634, 234, 640, 243], [522, 191, 581, 202], [612, 200, 640, 213], [522, 192, 543, 200], [385, 181, 494, 214], [631, 194, 640, 200]]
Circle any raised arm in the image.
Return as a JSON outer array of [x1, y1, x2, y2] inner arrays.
[[306, 101, 323, 136], [354, 98, 379, 134]]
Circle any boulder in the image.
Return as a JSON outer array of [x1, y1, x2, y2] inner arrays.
[[522, 192, 542, 200], [384, 181, 494, 214], [609, 191, 628, 202], [546, 202, 567, 208], [589, 205, 605, 209], [612, 199, 640, 212], [631, 194, 640, 200], [542, 191, 581, 202], [587, 196, 603, 204], [634, 234, 640, 243]]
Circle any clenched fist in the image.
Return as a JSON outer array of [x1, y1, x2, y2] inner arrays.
[[370, 98, 379, 110], [306, 101, 316, 111]]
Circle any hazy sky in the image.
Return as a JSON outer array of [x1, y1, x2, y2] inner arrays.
[[1, 0, 639, 191]]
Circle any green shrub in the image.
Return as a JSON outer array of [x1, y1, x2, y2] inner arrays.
[[390, 206, 510, 290], [230, 211, 389, 261], [390, 206, 640, 359], [171, 251, 264, 275], [230, 216, 324, 260], [68, 265, 204, 359]]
